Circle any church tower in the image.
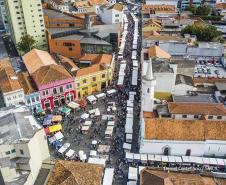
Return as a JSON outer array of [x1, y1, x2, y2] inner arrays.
[[141, 58, 156, 112]]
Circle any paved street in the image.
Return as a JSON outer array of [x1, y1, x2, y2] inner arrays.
[[39, 7, 142, 185]]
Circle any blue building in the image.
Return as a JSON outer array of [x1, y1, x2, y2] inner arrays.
[[18, 72, 41, 112]]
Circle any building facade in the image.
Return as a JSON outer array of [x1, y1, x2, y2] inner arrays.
[[0, 106, 50, 185], [75, 54, 114, 98], [98, 3, 123, 24], [0, 0, 9, 33], [0, 59, 25, 107], [140, 118, 226, 157], [5, 0, 47, 48]]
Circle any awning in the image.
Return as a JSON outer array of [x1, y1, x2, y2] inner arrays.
[[67, 101, 80, 109], [87, 95, 97, 103], [107, 89, 117, 95], [52, 115, 62, 122], [81, 113, 89, 119], [59, 106, 71, 115], [54, 131, 64, 140], [65, 149, 75, 158], [96, 93, 106, 99], [58, 143, 70, 154], [102, 168, 114, 185], [128, 167, 138, 181], [45, 124, 62, 134]]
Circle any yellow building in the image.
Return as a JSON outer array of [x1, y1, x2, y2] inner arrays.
[[142, 19, 162, 32], [58, 54, 115, 99]]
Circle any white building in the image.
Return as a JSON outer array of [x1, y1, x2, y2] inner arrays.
[[0, 59, 25, 107], [139, 118, 226, 157], [142, 46, 177, 95], [46, 0, 70, 12], [145, 0, 179, 8], [0, 0, 9, 33], [98, 3, 123, 24], [168, 102, 226, 121], [0, 106, 50, 185]]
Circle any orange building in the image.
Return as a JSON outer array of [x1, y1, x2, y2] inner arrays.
[[43, 9, 85, 28], [48, 34, 82, 59]]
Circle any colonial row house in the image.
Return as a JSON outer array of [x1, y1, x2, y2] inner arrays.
[[23, 49, 75, 110]]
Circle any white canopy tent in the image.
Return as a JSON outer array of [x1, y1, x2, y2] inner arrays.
[[102, 168, 114, 185]]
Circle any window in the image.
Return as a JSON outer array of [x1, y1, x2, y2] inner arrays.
[[77, 83, 80, 87], [27, 99, 30, 104], [59, 86, 63, 93], [115, 14, 119, 17], [36, 97, 39, 101], [83, 79, 86, 84], [102, 74, 105, 78], [68, 47, 72, 51], [182, 115, 187, 118], [44, 100, 50, 108], [194, 115, 199, 119], [5, 151, 10, 155], [208, 115, 213, 119], [20, 149, 24, 155], [69, 23, 75, 27], [32, 97, 35, 103], [217, 116, 222, 120], [163, 147, 170, 156], [11, 149, 16, 153], [186, 149, 191, 156], [53, 88, 57, 94], [147, 88, 150, 93], [92, 77, 96, 81]]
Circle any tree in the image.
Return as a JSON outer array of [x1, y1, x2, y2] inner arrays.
[[188, 5, 196, 15], [181, 24, 221, 42], [196, 4, 212, 15], [17, 34, 36, 54]]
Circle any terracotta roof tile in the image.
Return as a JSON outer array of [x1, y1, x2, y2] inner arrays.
[[168, 102, 226, 116], [32, 64, 72, 85], [74, 1, 91, 8], [143, 19, 162, 28], [88, 0, 108, 6], [142, 4, 176, 12], [144, 118, 226, 141], [148, 45, 171, 59], [0, 59, 22, 93], [47, 160, 104, 185], [18, 72, 37, 95], [215, 3, 226, 9], [141, 169, 218, 185], [76, 54, 112, 77], [108, 3, 123, 11], [23, 49, 56, 74]]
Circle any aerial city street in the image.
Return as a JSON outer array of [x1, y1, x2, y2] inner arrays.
[[1, 0, 226, 184]]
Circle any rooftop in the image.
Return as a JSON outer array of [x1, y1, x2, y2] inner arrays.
[[140, 169, 226, 185], [43, 9, 83, 20], [144, 118, 226, 141], [88, 0, 109, 6], [168, 102, 226, 116], [23, 49, 56, 74], [173, 94, 217, 103], [47, 160, 104, 185], [76, 54, 112, 77], [175, 74, 193, 86], [80, 37, 111, 45], [0, 59, 22, 93], [107, 3, 123, 11], [17, 72, 37, 95], [54, 34, 84, 40], [0, 106, 41, 144], [152, 60, 174, 73], [148, 45, 171, 59], [32, 64, 72, 86]]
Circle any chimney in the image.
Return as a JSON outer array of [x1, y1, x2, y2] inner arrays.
[[85, 14, 92, 30]]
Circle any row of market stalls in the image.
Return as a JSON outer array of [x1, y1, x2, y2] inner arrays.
[[126, 153, 226, 168], [86, 89, 117, 105]]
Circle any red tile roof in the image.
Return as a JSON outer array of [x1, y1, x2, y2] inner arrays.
[[32, 64, 72, 85]]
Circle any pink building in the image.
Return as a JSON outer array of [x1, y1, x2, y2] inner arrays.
[[23, 49, 76, 110]]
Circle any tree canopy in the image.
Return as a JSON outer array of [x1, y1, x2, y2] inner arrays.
[[188, 4, 212, 15], [181, 24, 222, 42], [17, 34, 36, 54]]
